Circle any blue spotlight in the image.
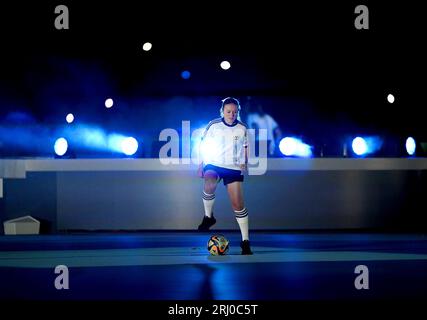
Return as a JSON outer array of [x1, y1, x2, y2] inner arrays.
[[351, 136, 383, 156], [54, 138, 68, 156], [279, 137, 312, 157], [352, 137, 367, 156], [406, 137, 416, 156], [107, 134, 124, 153], [121, 137, 139, 156], [61, 125, 110, 152], [181, 70, 191, 79]]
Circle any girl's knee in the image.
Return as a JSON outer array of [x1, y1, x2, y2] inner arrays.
[[204, 170, 218, 181], [204, 181, 217, 194]]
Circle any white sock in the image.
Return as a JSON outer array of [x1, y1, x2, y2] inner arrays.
[[235, 208, 249, 241], [202, 191, 215, 218]]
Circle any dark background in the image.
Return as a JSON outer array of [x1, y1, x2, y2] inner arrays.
[[0, 1, 425, 157]]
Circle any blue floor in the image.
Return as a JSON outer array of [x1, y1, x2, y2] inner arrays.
[[1, 232, 427, 300]]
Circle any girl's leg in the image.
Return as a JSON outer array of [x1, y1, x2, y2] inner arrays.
[[226, 181, 249, 241], [203, 170, 219, 218], [198, 170, 219, 231]]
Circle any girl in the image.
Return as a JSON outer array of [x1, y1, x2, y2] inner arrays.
[[197, 97, 252, 255]]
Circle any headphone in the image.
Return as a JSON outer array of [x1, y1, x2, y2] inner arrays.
[[219, 97, 241, 119]]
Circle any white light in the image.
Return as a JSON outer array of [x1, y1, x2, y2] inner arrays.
[[66, 113, 74, 123], [220, 61, 231, 70], [200, 137, 220, 163], [105, 98, 114, 108], [279, 137, 312, 157], [296, 143, 313, 157], [279, 137, 298, 156], [143, 42, 152, 51], [352, 137, 368, 156], [406, 137, 416, 156], [121, 137, 138, 156], [387, 94, 395, 103], [54, 138, 68, 156]]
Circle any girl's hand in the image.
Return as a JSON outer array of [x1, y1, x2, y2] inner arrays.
[[240, 163, 247, 173]]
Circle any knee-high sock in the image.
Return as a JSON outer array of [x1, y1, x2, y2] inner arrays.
[[235, 208, 249, 241], [202, 192, 215, 218]]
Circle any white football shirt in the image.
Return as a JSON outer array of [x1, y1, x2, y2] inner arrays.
[[201, 118, 248, 170]]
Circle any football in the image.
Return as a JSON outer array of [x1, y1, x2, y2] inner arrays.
[[207, 234, 229, 255]]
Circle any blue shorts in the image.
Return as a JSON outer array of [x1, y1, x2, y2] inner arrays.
[[203, 164, 244, 186]]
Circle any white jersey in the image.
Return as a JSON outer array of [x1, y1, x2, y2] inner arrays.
[[201, 118, 248, 170]]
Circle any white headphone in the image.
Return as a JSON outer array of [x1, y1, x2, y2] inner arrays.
[[219, 97, 241, 119]]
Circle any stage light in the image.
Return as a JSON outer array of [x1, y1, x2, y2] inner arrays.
[[220, 61, 231, 70], [66, 113, 74, 123], [352, 137, 368, 156], [142, 42, 152, 51], [351, 136, 383, 157], [199, 136, 220, 163], [54, 138, 68, 156], [406, 137, 416, 156], [387, 94, 395, 103], [121, 137, 138, 156], [189, 127, 204, 160], [279, 137, 312, 157], [181, 70, 191, 79], [105, 98, 114, 108], [279, 137, 297, 156]]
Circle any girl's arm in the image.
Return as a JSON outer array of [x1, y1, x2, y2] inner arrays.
[[240, 146, 248, 172]]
